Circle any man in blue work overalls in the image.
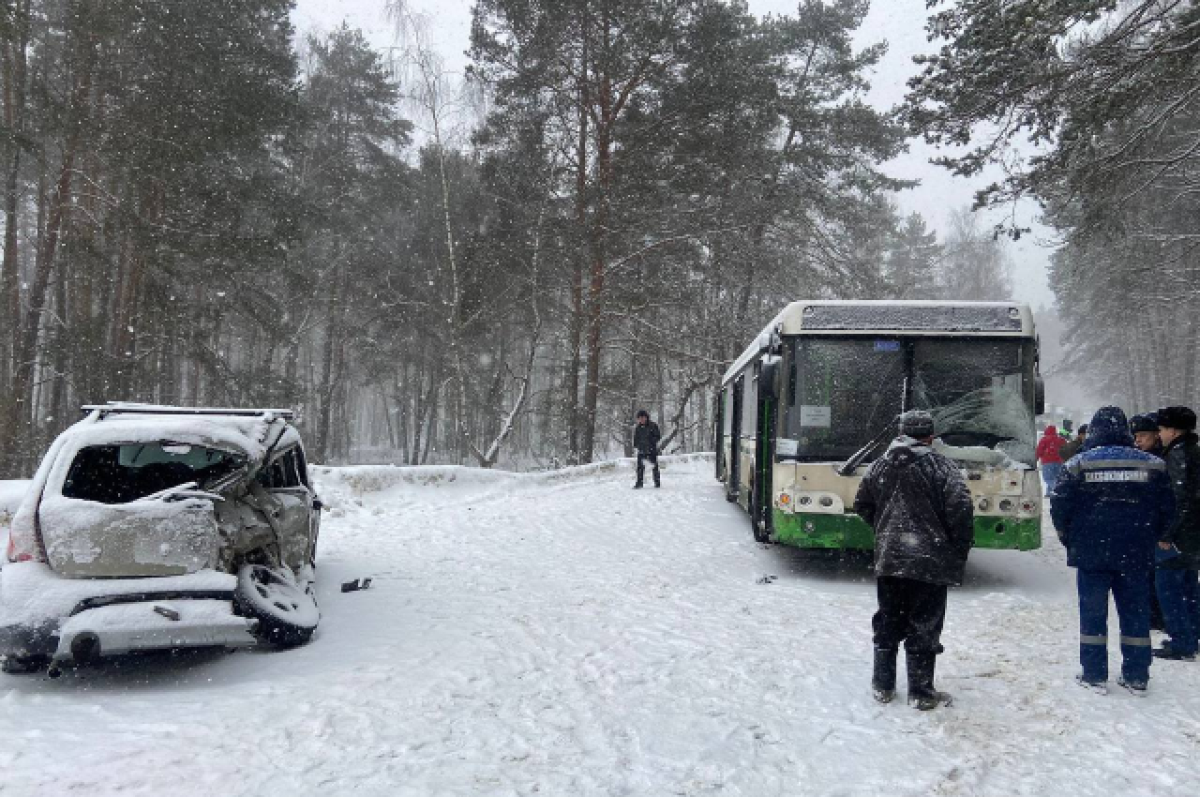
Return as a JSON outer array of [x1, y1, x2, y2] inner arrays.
[[1050, 406, 1175, 695]]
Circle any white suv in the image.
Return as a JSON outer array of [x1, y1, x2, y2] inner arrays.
[[1, 404, 322, 674]]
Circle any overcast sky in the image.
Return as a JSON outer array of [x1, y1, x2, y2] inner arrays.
[[292, 0, 1056, 309]]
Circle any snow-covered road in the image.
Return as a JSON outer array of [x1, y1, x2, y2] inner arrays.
[[2, 457, 1199, 796]]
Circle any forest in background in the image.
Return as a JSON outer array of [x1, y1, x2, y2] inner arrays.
[[0, 0, 1024, 477], [908, 0, 1200, 414]]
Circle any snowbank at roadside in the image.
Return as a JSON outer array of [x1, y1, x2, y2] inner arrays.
[[311, 453, 714, 497]]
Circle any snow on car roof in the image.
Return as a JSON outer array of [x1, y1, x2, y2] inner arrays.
[[60, 407, 301, 462]]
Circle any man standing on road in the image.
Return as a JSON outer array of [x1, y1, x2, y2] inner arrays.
[[1130, 412, 1167, 631], [633, 410, 661, 489], [1050, 407, 1174, 695], [1060, 424, 1089, 461], [1153, 406, 1200, 661], [854, 410, 975, 710], [1037, 425, 1067, 496]]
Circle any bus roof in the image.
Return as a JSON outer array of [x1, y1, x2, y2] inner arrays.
[[722, 300, 1035, 384]]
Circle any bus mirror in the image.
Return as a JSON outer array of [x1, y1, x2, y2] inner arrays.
[[768, 329, 783, 356], [1034, 376, 1046, 416], [759, 361, 780, 400]]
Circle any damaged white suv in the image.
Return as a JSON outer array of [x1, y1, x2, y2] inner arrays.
[[1, 404, 322, 674]]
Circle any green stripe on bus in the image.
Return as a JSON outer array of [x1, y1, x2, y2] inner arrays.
[[771, 510, 1041, 552]]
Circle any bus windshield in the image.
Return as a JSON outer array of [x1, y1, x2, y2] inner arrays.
[[784, 337, 1036, 466]]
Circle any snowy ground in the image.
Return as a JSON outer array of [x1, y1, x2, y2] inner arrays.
[[2, 457, 1199, 796]]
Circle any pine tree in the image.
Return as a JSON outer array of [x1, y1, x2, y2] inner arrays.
[[887, 213, 942, 299]]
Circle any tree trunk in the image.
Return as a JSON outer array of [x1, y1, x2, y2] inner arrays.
[[0, 29, 94, 475]]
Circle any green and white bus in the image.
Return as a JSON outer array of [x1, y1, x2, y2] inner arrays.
[[716, 300, 1044, 551]]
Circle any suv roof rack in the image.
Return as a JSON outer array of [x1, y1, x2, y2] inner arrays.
[[82, 403, 296, 421]]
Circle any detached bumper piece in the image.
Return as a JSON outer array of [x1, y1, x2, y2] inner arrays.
[[53, 600, 259, 662]]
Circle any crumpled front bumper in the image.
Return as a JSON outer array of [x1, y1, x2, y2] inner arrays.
[[0, 562, 257, 664]]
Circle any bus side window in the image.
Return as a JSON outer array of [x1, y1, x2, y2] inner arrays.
[[743, 368, 757, 439]]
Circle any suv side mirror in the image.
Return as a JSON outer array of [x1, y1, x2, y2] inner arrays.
[[312, 497, 325, 511]]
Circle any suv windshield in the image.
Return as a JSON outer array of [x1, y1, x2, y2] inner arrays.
[[62, 442, 246, 504], [785, 337, 1036, 466]]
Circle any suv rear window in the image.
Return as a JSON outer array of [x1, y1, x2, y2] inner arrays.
[[62, 443, 246, 504]]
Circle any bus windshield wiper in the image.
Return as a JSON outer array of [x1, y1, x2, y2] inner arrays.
[[837, 415, 899, 477]]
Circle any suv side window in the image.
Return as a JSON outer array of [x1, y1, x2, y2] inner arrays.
[[258, 447, 302, 489], [281, 449, 302, 488], [293, 446, 311, 487]]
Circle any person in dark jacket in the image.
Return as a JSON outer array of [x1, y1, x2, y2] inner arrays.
[[1130, 413, 1164, 458], [1130, 412, 1167, 631], [1153, 406, 1200, 661], [854, 410, 975, 710], [633, 410, 661, 489], [1049, 407, 1174, 695], [1060, 424, 1089, 461]]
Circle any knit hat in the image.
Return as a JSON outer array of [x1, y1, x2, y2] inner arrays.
[[1129, 414, 1158, 435], [636, 409, 650, 420], [899, 410, 935, 439], [1157, 406, 1197, 432], [1084, 407, 1132, 450]]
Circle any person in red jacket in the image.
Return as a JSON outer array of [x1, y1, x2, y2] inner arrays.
[[1037, 425, 1067, 496]]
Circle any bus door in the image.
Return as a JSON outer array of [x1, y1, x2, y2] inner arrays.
[[714, 390, 725, 480], [728, 376, 743, 500], [752, 360, 779, 542]]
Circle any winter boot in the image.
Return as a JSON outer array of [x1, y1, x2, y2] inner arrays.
[[1116, 675, 1148, 697], [633, 482, 643, 489], [1075, 674, 1109, 695], [1152, 644, 1196, 661], [871, 647, 897, 704], [906, 652, 952, 710]]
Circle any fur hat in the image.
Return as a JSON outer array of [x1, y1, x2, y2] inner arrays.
[[899, 410, 935, 439], [1157, 406, 1197, 432], [1129, 414, 1159, 435]]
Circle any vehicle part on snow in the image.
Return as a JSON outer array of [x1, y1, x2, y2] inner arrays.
[[234, 564, 319, 647], [340, 577, 372, 593]]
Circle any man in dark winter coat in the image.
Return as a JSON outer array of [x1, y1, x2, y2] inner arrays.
[[1060, 424, 1089, 461], [633, 410, 661, 489], [854, 410, 975, 710], [1153, 406, 1200, 661], [1050, 407, 1174, 695], [1130, 412, 1167, 631]]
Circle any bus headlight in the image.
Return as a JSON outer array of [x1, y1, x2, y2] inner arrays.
[[998, 499, 1015, 513], [819, 496, 834, 508], [977, 497, 991, 511]]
